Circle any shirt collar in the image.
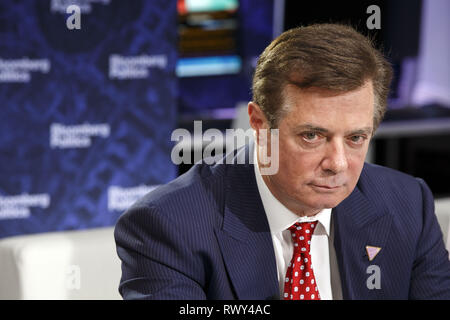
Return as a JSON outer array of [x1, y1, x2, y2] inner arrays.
[[253, 145, 332, 236]]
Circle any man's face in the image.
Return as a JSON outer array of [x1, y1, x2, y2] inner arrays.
[[251, 81, 374, 216]]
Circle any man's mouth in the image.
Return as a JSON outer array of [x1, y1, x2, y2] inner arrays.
[[311, 184, 340, 189], [308, 183, 344, 192]]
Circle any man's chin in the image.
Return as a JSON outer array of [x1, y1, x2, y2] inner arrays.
[[304, 194, 348, 211]]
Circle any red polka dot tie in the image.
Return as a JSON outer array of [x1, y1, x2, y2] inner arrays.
[[283, 221, 320, 300]]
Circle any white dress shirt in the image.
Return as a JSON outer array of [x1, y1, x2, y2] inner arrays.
[[253, 148, 339, 300]]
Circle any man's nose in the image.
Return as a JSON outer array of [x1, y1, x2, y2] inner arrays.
[[321, 139, 348, 174]]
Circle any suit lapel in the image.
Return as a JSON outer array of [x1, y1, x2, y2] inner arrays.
[[333, 184, 392, 299], [215, 145, 279, 300]]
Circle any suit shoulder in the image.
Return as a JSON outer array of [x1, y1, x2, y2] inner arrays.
[[361, 162, 422, 190], [145, 163, 224, 203], [359, 163, 430, 214], [359, 162, 428, 207], [362, 162, 415, 179], [119, 163, 226, 225]]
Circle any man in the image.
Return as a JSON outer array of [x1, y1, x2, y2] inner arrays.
[[114, 24, 450, 299]]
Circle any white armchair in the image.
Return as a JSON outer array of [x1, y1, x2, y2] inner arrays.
[[0, 227, 121, 300], [435, 197, 450, 256]]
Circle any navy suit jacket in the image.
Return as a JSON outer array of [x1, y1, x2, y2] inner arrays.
[[114, 144, 450, 299]]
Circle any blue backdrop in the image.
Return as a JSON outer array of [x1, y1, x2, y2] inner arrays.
[[0, 0, 178, 238]]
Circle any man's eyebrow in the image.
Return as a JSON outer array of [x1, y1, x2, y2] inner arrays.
[[293, 124, 329, 133], [293, 124, 373, 135], [345, 127, 373, 135]]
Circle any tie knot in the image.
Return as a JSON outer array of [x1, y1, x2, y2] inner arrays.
[[289, 221, 317, 253]]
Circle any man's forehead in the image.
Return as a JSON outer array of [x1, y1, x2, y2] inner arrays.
[[280, 82, 375, 135], [283, 80, 374, 99], [283, 83, 348, 99]]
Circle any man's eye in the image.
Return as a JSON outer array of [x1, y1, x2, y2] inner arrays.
[[349, 135, 365, 144], [302, 132, 320, 141]]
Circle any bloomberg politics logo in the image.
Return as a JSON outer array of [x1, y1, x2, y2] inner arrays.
[[0, 193, 50, 220], [50, 0, 110, 14], [108, 54, 167, 80], [107, 185, 158, 212], [0, 58, 50, 83], [50, 123, 110, 149]]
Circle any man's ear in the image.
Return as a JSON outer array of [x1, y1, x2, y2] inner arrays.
[[248, 101, 270, 147], [248, 101, 269, 131]]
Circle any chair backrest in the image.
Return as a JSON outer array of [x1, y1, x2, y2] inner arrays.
[[0, 227, 121, 299], [435, 197, 450, 257]]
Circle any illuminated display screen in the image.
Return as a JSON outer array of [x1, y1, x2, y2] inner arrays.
[[177, 0, 241, 77], [176, 0, 274, 116]]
